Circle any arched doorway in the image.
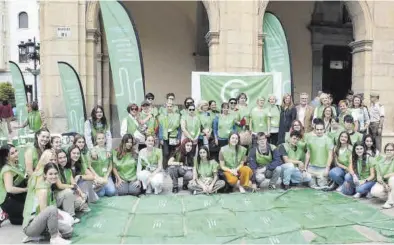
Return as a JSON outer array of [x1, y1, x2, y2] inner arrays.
[[88, 1, 211, 137], [260, 0, 373, 103]]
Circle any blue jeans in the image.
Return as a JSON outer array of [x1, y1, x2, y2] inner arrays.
[[281, 163, 312, 185], [341, 173, 376, 196], [329, 167, 346, 186], [97, 177, 116, 197]]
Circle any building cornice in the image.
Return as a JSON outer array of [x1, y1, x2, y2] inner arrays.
[[349, 40, 373, 54]]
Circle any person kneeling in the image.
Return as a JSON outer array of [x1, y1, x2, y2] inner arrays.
[[219, 133, 252, 193], [23, 163, 72, 244], [168, 139, 194, 193], [188, 146, 225, 195], [248, 132, 281, 190], [278, 131, 312, 189]]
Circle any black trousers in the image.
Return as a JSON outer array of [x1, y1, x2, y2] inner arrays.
[[1, 192, 26, 225], [162, 140, 178, 169]]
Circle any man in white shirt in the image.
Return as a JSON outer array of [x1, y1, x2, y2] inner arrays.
[[369, 92, 385, 151], [296, 93, 314, 132]]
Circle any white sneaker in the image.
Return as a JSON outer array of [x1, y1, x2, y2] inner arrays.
[[50, 236, 71, 244], [336, 185, 343, 192], [366, 192, 373, 199], [353, 193, 361, 198], [22, 236, 45, 243], [382, 202, 393, 209], [73, 218, 80, 224], [146, 185, 152, 194], [193, 190, 197, 195]]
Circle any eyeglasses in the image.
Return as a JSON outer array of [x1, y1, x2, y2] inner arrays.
[[386, 149, 394, 152], [230, 102, 236, 104], [131, 108, 138, 111], [189, 109, 195, 112]]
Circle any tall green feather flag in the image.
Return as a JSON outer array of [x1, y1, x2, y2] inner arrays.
[[9, 61, 28, 135], [263, 12, 293, 95], [99, 0, 145, 123], [57, 62, 87, 134]]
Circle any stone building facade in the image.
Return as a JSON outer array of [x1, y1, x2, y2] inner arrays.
[[39, 0, 394, 144]]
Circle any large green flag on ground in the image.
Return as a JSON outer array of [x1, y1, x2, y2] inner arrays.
[[99, 0, 145, 123], [191, 73, 281, 110], [263, 12, 292, 96], [57, 62, 87, 134], [9, 61, 28, 134]]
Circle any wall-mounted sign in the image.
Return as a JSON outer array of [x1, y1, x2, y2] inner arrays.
[[57, 27, 71, 38], [330, 60, 343, 69]]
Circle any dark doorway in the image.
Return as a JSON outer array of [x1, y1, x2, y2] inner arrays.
[[322, 45, 352, 104]]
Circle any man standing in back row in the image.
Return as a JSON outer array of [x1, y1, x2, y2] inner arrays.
[[369, 92, 384, 151]]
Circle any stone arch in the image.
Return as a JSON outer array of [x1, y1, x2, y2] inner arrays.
[[258, 0, 372, 41]]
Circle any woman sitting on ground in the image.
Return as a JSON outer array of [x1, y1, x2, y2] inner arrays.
[[370, 143, 394, 209], [112, 134, 142, 196], [25, 128, 52, 176], [89, 133, 116, 197], [137, 135, 164, 195], [188, 146, 225, 195], [219, 133, 252, 193], [0, 145, 28, 226], [341, 143, 375, 197], [168, 139, 195, 193], [23, 163, 73, 244]]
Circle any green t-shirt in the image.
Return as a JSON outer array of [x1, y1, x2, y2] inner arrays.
[[91, 148, 112, 178], [349, 131, 363, 145], [220, 145, 247, 169], [158, 113, 181, 140], [196, 159, 219, 179], [183, 115, 201, 139], [267, 105, 280, 128], [235, 105, 250, 132], [217, 114, 235, 139], [355, 157, 374, 180], [139, 147, 162, 171], [0, 164, 25, 204], [250, 107, 268, 133], [307, 135, 334, 167], [373, 156, 394, 181], [27, 111, 42, 132], [113, 150, 137, 182], [198, 111, 214, 134], [284, 132, 307, 161], [336, 146, 352, 167], [254, 144, 276, 167]]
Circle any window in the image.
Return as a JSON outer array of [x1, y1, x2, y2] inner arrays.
[[18, 12, 28, 28]]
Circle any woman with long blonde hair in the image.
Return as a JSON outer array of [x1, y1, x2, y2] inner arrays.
[[278, 93, 297, 144]]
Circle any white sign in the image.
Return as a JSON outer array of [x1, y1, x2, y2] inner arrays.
[[57, 27, 71, 38]]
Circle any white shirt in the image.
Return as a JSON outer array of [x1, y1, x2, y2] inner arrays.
[[370, 102, 385, 123], [120, 114, 139, 137], [297, 106, 307, 126]]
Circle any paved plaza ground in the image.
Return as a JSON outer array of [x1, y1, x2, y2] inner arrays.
[[2, 173, 394, 244]]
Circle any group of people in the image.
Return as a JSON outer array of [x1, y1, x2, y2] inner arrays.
[[0, 89, 390, 244]]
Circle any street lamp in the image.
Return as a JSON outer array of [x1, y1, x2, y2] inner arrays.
[[18, 37, 40, 102]]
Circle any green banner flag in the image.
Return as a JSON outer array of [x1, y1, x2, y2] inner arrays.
[[57, 62, 87, 134], [9, 61, 28, 134], [193, 74, 274, 110], [263, 12, 292, 95], [99, 0, 145, 123]]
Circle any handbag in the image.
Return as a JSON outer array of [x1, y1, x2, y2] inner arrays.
[[239, 131, 252, 146]]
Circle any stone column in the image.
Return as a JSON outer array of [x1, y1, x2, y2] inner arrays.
[[258, 33, 265, 73], [311, 43, 324, 97], [205, 31, 219, 71], [86, 28, 100, 114], [39, 0, 85, 133]]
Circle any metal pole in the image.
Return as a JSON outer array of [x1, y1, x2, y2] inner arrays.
[[33, 37, 37, 102]]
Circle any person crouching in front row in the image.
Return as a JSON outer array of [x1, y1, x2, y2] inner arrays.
[[168, 138, 194, 193]]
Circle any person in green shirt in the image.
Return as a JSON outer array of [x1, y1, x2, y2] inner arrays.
[[208, 100, 219, 116], [137, 135, 164, 195], [120, 103, 140, 138], [16, 102, 47, 133], [328, 131, 352, 191], [180, 103, 200, 156], [188, 146, 225, 195], [235, 93, 250, 133], [84, 105, 112, 155], [327, 118, 344, 145], [213, 103, 236, 150], [363, 134, 380, 157], [112, 134, 141, 196], [313, 93, 337, 120], [168, 138, 195, 193], [158, 103, 181, 169], [278, 131, 312, 189], [338, 100, 352, 128], [0, 144, 27, 226], [24, 128, 52, 177], [159, 93, 179, 115], [305, 119, 334, 188], [267, 94, 281, 145], [370, 143, 394, 209], [197, 100, 214, 148], [219, 133, 252, 193], [341, 143, 376, 197], [22, 163, 73, 244], [344, 115, 363, 145], [250, 97, 268, 142], [89, 133, 116, 197], [144, 92, 159, 117], [51, 136, 62, 152], [180, 97, 195, 118]]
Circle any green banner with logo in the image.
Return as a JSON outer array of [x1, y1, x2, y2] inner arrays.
[[57, 62, 87, 134], [9, 61, 28, 134], [263, 12, 292, 95], [196, 74, 274, 110], [99, 0, 145, 123]]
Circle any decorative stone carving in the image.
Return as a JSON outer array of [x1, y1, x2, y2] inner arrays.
[[205, 31, 219, 47], [86, 28, 101, 44], [349, 40, 373, 54], [258, 33, 266, 47]]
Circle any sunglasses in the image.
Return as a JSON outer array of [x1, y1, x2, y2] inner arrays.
[[131, 108, 138, 111], [230, 102, 237, 104], [189, 108, 195, 112], [147, 97, 154, 100]]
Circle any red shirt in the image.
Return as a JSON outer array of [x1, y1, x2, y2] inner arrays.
[[0, 104, 13, 118]]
